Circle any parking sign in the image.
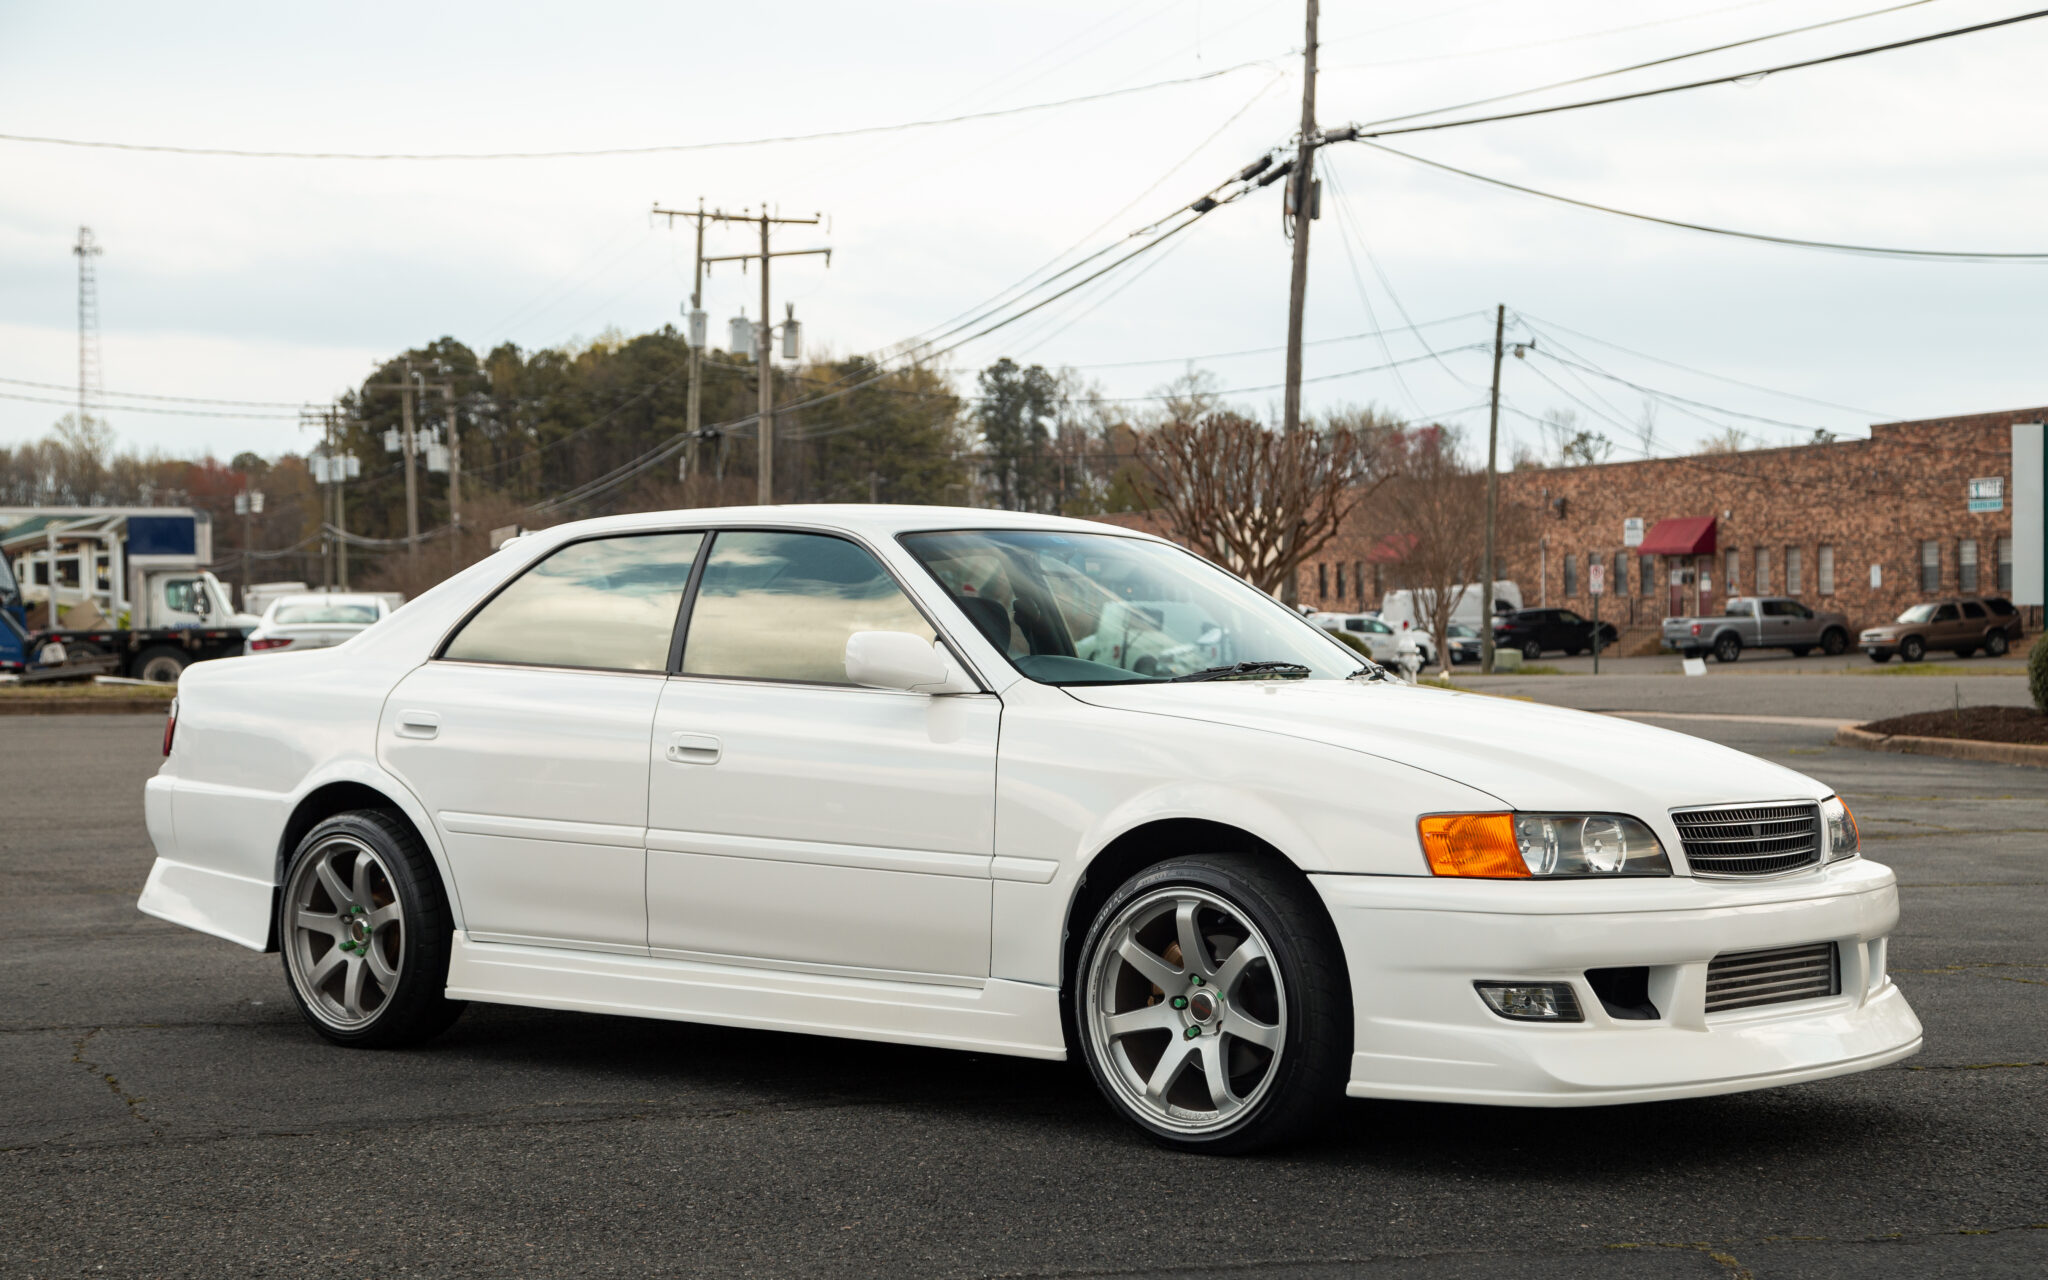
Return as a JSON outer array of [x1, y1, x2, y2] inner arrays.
[[1589, 562, 1605, 595]]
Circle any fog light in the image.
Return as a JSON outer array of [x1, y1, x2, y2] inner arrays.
[[1474, 981, 1584, 1022]]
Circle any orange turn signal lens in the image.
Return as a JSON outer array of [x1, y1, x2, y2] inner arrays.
[[1418, 813, 1530, 879]]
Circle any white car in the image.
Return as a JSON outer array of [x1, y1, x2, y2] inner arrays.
[[244, 593, 392, 656], [1308, 611, 1433, 667], [141, 506, 1919, 1153]]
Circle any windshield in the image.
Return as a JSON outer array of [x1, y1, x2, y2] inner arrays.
[[0, 550, 17, 601], [273, 602, 380, 625], [1896, 604, 1938, 624], [899, 530, 1364, 685]]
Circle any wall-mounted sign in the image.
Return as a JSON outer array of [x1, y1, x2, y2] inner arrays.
[[1969, 476, 2004, 513], [1589, 562, 1605, 595], [1623, 517, 1644, 547]]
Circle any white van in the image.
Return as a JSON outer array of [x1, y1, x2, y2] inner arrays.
[[1377, 581, 1522, 634]]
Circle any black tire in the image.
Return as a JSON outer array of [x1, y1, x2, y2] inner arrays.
[[1900, 636, 1926, 663], [1789, 646, 1812, 658], [1071, 854, 1352, 1155], [1987, 632, 2010, 657], [1821, 628, 1849, 656], [1867, 650, 1892, 664], [133, 645, 189, 683], [1713, 634, 1742, 664], [279, 810, 464, 1049], [1521, 640, 1543, 661], [1561, 645, 1582, 658]]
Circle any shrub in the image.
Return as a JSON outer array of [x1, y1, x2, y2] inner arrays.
[[2031, 632, 2048, 714], [1324, 628, 1373, 660]]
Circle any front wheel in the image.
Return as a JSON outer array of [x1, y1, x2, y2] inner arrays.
[[1821, 628, 1849, 656], [280, 811, 465, 1048], [1073, 855, 1351, 1154], [1900, 636, 1926, 663], [1521, 640, 1543, 661], [1713, 634, 1742, 663]]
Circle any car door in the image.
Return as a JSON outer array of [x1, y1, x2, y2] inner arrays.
[[645, 529, 999, 981], [1552, 610, 1582, 651], [380, 530, 704, 954], [1360, 616, 1398, 662], [1929, 602, 1964, 649]]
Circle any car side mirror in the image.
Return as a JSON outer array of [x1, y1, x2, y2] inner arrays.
[[845, 631, 977, 694]]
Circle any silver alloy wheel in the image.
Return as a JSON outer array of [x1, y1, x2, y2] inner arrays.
[[284, 835, 404, 1029], [1084, 886, 1287, 1135]]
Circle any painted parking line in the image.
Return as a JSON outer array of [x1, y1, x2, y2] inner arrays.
[[1600, 710, 1861, 729]]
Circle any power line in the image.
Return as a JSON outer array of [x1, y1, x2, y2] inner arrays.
[[0, 60, 1279, 161], [1339, 8, 2048, 140], [1357, 140, 2048, 261], [1321, 0, 1773, 64], [1357, 0, 1940, 129], [0, 388, 302, 420], [0, 373, 312, 409]]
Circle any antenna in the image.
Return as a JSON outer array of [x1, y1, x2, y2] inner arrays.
[[72, 227, 103, 427]]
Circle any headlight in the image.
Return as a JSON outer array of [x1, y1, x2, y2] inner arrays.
[[1822, 795, 1859, 861], [1418, 812, 1672, 878]]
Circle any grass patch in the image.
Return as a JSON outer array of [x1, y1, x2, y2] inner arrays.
[[1870, 662, 2022, 677], [0, 681, 176, 700]]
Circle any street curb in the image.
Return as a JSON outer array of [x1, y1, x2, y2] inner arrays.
[[0, 698, 173, 716], [1834, 724, 2048, 769]]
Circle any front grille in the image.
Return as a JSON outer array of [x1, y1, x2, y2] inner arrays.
[[1706, 942, 1839, 1014], [1673, 802, 1821, 876]]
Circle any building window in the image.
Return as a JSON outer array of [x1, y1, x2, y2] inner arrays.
[[1818, 545, 1835, 595], [1959, 539, 1979, 593], [1563, 553, 1578, 597], [1613, 552, 1628, 597], [1354, 561, 1365, 601], [1334, 562, 1346, 599], [1725, 548, 1739, 595], [1785, 546, 1803, 596], [1999, 536, 2014, 593], [1920, 540, 1940, 593], [1318, 563, 1329, 600], [1755, 547, 1771, 595], [1639, 555, 1654, 596]]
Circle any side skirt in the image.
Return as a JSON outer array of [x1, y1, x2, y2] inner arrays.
[[444, 932, 1068, 1060]]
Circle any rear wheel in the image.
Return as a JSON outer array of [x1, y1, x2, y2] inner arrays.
[[280, 810, 464, 1048], [1900, 636, 1926, 663], [1713, 634, 1742, 663], [133, 645, 188, 683], [1986, 633, 2010, 657], [1073, 854, 1350, 1154]]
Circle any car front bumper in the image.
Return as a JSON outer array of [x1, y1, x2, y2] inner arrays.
[[1310, 858, 1918, 1106]]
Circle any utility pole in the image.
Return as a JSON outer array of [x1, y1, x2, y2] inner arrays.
[[367, 364, 423, 560], [1481, 304, 1505, 674], [234, 487, 263, 604], [654, 201, 746, 483], [1279, 0, 1319, 606], [702, 208, 829, 505]]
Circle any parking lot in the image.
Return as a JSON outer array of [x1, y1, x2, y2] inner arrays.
[[5, 690, 2045, 1279]]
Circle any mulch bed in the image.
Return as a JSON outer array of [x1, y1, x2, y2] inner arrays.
[[1860, 705, 2048, 746]]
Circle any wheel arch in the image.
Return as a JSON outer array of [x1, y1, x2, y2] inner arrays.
[[273, 764, 463, 949]]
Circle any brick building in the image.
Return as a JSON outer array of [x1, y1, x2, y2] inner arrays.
[[1294, 406, 2036, 638]]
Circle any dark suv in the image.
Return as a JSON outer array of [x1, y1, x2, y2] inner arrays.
[[1859, 596, 2025, 662], [1493, 608, 1620, 660]]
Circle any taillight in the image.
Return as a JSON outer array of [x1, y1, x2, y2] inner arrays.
[[162, 698, 178, 757], [249, 637, 294, 651], [1690, 623, 1701, 636]]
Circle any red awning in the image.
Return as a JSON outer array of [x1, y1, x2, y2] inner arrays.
[[1637, 516, 1716, 557], [1366, 532, 1418, 564]]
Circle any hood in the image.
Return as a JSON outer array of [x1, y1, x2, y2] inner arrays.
[[1859, 623, 1904, 638], [1065, 678, 1825, 816]]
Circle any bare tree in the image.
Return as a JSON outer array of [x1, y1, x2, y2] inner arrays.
[[1372, 425, 1526, 675], [1135, 410, 1392, 597]]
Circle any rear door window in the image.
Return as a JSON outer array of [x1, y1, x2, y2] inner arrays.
[[443, 532, 704, 671], [1960, 601, 1986, 619]]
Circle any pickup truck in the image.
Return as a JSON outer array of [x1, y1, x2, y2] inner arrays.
[[1663, 596, 1851, 663]]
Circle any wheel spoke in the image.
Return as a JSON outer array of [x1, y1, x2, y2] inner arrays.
[[1212, 936, 1267, 996], [308, 945, 346, 987], [341, 955, 368, 1018], [364, 937, 400, 985], [366, 902, 402, 929], [1103, 1005, 1177, 1039], [1175, 901, 1213, 977], [314, 858, 353, 911], [1226, 1012, 1282, 1052], [351, 850, 377, 912], [1143, 1037, 1192, 1101], [294, 907, 345, 939], [1199, 1040, 1244, 1117], [1117, 936, 1183, 992]]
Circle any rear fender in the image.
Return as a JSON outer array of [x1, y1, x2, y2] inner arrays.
[[274, 759, 467, 938]]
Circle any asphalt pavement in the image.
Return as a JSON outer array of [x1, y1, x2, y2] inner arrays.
[[4, 696, 2045, 1278]]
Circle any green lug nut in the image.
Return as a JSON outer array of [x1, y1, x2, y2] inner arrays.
[[1191, 975, 1205, 986], [1183, 1025, 1201, 1039], [1169, 996, 1188, 1010]]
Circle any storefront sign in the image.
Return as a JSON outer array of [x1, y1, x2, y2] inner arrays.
[[1968, 476, 2004, 513]]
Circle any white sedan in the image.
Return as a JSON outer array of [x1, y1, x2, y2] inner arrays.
[[243, 593, 391, 656], [141, 506, 1919, 1153]]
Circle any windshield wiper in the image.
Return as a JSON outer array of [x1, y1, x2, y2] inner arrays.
[[1166, 661, 1313, 683], [1347, 662, 1388, 682]]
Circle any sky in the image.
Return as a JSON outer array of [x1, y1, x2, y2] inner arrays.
[[2, 0, 2045, 469]]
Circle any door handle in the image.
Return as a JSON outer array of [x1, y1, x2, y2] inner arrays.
[[665, 732, 721, 765], [395, 710, 440, 740]]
